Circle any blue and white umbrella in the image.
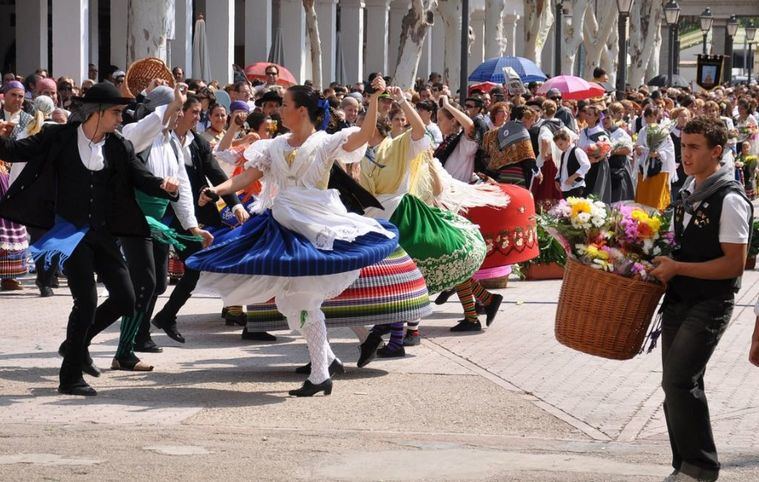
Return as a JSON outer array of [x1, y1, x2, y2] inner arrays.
[[468, 56, 547, 84]]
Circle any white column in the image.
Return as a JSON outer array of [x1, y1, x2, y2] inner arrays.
[[174, 0, 193, 76], [280, 0, 306, 83], [387, 0, 406, 77], [53, 0, 89, 85], [364, 0, 390, 76], [417, 28, 432, 80], [340, 0, 365, 84], [15, 0, 48, 75], [206, 0, 234, 84], [89, 0, 98, 68], [110, 0, 127, 70], [317, 0, 338, 83], [504, 13, 520, 57], [430, 14, 445, 77], [245, 0, 271, 65], [470, 9, 485, 69]]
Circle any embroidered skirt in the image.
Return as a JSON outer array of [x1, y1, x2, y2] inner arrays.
[[0, 171, 28, 278], [389, 194, 485, 294], [244, 247, 432, 330]]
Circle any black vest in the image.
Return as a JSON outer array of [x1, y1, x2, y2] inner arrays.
[[670, 131, 685, 185], [668, 185, 751, 301], [560, 147, 582, 181]]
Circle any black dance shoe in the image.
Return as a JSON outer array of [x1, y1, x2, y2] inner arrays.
[[36, 281, 54, 298], [434, 289, 455, 305], [450, 319, 482, 332], [377, 345, 406, 358], [134, 337, 163, 353], [224, 311, 248, 326], [241, 328, 277, 341], [294, 359, 345, 375], [58, 341, 101, 377], [485, 294, 503, 326], [288, 379, 333, 397], [58, 380, 97, 396], [152, 315, 186, 344], [357, 332, 384, 368]]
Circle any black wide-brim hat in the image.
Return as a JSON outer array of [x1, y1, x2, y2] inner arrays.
[[255, 89, 283, 107], [72, 82, 132, 105]]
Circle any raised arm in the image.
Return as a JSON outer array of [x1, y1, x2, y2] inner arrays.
[[389, 86, 426, 141], [440, 95, 475, 138], [342, 75, 386, 153], [199, 166, 263, 206]]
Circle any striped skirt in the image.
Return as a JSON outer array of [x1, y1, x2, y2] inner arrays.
[[244, 248, 432, 331], [0, 171, 28, 278]]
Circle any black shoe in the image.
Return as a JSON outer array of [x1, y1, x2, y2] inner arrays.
[[476, 302, 486, 315], [377, 345, 405, 358], [50, 277, 60, 288], [294, 359, 345, 376], [357, 333, 383, 368], [36, 281, 54, 297], [58, 380, 97, 396], [152, 316, 185, 344], [434, 289, 455, 305], [224, 312, 248, 326], [241, 327, 277, 341], [450, 319, 482, 332], [134, 338, 163, 353], [484, 294, 503, 326], [58, 341, 101, 377], [288, 379, 333, 397]]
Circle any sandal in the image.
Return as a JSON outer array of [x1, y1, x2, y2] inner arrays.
[[111, 357, 154, 371]]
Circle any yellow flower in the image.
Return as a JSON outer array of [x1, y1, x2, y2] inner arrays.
[[570, 199, 592, 218]]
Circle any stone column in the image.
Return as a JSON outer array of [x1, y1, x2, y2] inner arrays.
[[470, 9, 486, 68], [245, 0, 271, 65], [110, 0, 127, 70], [89, 0, 98, 68], [15, 0, 48, 75], [206, 0, 234, 84], [340, 0, 365, 84], [53, 0, 89, 84], [387, 0, 407, 77], [280, 0, 306, 83], [430, 16, 445, 77], [504, 13, 520, 57], [364, 0, 390, 75], [317, 0, 338, 83], [174, 0, 193, 76]]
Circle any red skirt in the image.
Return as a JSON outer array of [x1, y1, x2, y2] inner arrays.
[[531, 161, 562, 211]]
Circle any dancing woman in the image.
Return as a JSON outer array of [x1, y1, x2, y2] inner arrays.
[[187, 79, 398, 397]]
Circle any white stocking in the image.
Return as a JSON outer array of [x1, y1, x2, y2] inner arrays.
[[300, 310, 331, 384]]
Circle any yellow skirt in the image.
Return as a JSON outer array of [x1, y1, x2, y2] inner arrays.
[[635, 172, 670, 211]]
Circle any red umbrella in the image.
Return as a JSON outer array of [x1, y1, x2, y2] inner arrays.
[[537, 75, 605, 100], [468, 82, 499, 95], [244, 62, 297, 87]]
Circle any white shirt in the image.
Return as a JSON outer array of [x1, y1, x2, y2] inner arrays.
[[679, 178, 751, 245], [442, 134, 479, 183], [76, 126, 106, 171], [122, 105, 198, 230], [556, 146, 591, 191], [424, 122, 443, 148]]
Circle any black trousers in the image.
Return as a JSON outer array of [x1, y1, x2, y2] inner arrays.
[[562, 187, 585, 198], [661, 295, 733, 482], [61, 230, 135, 384], [153, 231, 203, 324], [27, 226, 58, 288], [86, 236, 169, 352]]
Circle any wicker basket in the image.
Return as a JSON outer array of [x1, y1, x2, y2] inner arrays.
[[524, 262, 565, 280], [125, 57, 175, 97], [479, 275, 509, 289], [555, 259, 665, 360]]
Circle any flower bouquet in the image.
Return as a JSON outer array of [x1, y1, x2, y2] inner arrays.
[[638, 121, 672, 179], [543, 197, 674, 360], [583, 140, 612, 160]]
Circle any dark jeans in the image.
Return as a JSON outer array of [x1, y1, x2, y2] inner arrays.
[[61, 230, 135, 384], [153, 233, 203, 324], [661, 295, 733, 482]]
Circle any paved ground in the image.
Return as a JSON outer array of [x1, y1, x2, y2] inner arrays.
[[1, 269, 758, 481]]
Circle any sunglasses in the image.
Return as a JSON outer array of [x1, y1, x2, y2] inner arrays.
[[465, 104, 477, 109], [266, 72, 278, 76]]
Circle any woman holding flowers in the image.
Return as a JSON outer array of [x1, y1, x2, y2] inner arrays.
[[634, 106, 678, 211], [576, 105, 612, 204]]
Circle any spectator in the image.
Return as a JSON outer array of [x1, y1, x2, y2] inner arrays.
[[415, 100, 443, 148], [200, 103, 228, 147], [553, 129, 590, 198], [172, 66, 185, 84]]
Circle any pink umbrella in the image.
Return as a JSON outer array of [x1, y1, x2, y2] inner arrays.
[[537, 75, 606, 100], [245, 62, 297, 87]]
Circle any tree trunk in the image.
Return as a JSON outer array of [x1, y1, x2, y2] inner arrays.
[[484, 0, 505, 59], [303, 0, 322, 89], [126, 0, 175, 65], [601, 20, 619, 88], [628, 0, 663, 88], [582, 3, 617, 78], [436, 0, 462, 91], [394, 0, 437, 90], [561, 0, 587, 75], [523, 0, 554, 67], [645, 27, 662, 82]]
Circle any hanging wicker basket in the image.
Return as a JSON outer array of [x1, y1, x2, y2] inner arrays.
[[125, 57, 175, 98], [555, 259, 665, 360]]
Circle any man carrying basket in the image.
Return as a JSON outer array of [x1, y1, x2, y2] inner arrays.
[[651, 117, 753, 482]]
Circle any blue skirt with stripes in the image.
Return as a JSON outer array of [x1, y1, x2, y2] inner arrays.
[[186, 210, 398, 277]]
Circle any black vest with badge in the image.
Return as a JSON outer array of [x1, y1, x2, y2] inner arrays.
[[668, 184, 752, 302]]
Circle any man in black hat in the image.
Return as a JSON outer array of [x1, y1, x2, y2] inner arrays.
[[254, 89, 283, 117], [0, 82, 180, 396]]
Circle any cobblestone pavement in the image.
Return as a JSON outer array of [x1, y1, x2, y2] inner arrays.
[[0, 269, 758, 480]]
